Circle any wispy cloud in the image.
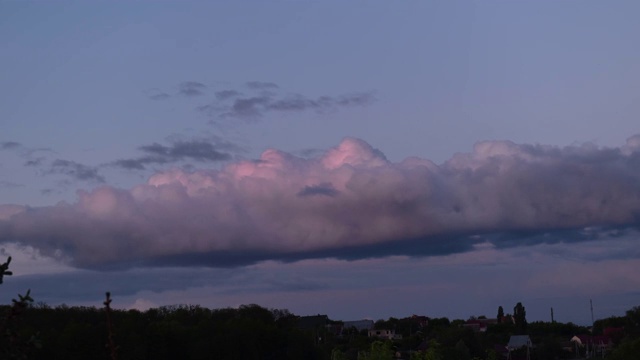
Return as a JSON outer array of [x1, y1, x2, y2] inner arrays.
[[2, 136, 640, 269], [24, 157, 45, 167], [297, 183, 340, 197], [144, 87, 171, 101], [215, 90, 241, 100], [1, 141, 21, 150], [179, 81, 207, 97], [189, 81, 375, 120], [47, 159, 105, 183], [147, 81, 375, 120], [112, 138, 238, 170], [149, 93, 170, 100], [245, 81, 279, 90], [0, 181, 24, 188], [214, 92, 375, 119]]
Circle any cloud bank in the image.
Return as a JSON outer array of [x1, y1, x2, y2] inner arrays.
[[1, 136, 640, 269]]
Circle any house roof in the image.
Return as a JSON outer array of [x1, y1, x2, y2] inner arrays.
[[571, 334, 611, 346], [507, 335, 532, 349]]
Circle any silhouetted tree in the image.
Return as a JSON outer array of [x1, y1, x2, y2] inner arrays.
[[0, 256, 12, 283], [513, 302, 527, 334], [497, 306, 504, 324]]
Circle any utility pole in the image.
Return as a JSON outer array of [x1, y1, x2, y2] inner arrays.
[[590, 299, 595, 329], [550, 307, 554, 323]]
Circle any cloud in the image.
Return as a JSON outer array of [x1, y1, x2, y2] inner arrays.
[[144, 87, 171, 100], [47, 159, 105, 183], [40, 188, 55, 196], [2, 136, 640, 269], [191, 81, 375, 120], [149, 93, 170, 101], [245, 81, 279, 90], [216, 92, 375, 119], [0, 181, 24, 189], [139, 141, 230, 162], [215, 90, 241, 100], [24, 157, 45, 167], [224, 96, 271, 118], [179, 81, 207, 97], [147, 81, 373, 120], [1, 141, 21, 150], [111, 139, 236, 170], [297, 183, 340, 197]]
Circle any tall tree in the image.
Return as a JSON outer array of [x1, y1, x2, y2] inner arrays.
[[497, 306, 504, 323], [513, 302, 527, 334]]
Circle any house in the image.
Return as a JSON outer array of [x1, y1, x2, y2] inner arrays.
[[507, 335, 532, 360], [343, 319, 374, 332], [297, 315, 329, 330], [407, 315, 429, 328], [570, 334, 613, 358], [463, 318, 498, 332], [368, 329, 402, 340]]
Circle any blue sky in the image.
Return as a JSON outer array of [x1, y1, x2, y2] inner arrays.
[[1, 1, 640, 324]]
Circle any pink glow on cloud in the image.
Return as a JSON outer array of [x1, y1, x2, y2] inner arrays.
[[1, 136, 640, 268]]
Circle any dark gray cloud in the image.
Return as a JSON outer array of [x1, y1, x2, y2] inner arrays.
[[0, 267, 239, 304], [112, 139, 236, 170], [245, 81, 279, 90], [0, 181, 24, 188], [297, 148, 325, 158], [144, 87, 171, 100], [297, 183, 340, 197], [40, 188, 55, 196], [179, 81, 207, 97], [24, 157, 45, 167], [0, 262, 327, 307], [140, 141, 231, 162], [148, 81, 374, 120], [215, 92, 375, 119], [224, 96, 272, 118], [0, 141, 55, 172], [112, 158, 148, 171], [336, 92, 376, 106], [47, 159, 105, 183], [1, 141, 21, 150], [215, 90, 241, 100], [267, 95, 332, 112], [149, 93, 170, 100], [3, 136, 640, 270]]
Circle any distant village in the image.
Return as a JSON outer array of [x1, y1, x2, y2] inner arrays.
[[296, 301, 637, 360]]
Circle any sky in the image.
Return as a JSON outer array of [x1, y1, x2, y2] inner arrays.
[[1, 1, 640, 325]]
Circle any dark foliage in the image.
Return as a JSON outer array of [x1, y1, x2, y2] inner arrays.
[[0, 303, 325, 360]]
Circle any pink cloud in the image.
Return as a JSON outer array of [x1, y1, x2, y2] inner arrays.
[[1, 136, 640, 268]]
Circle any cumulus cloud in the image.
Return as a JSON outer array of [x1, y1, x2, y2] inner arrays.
[[2, 136, 640, 269]]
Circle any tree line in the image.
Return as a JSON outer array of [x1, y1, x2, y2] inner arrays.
[[2, 256, 640, 359]]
